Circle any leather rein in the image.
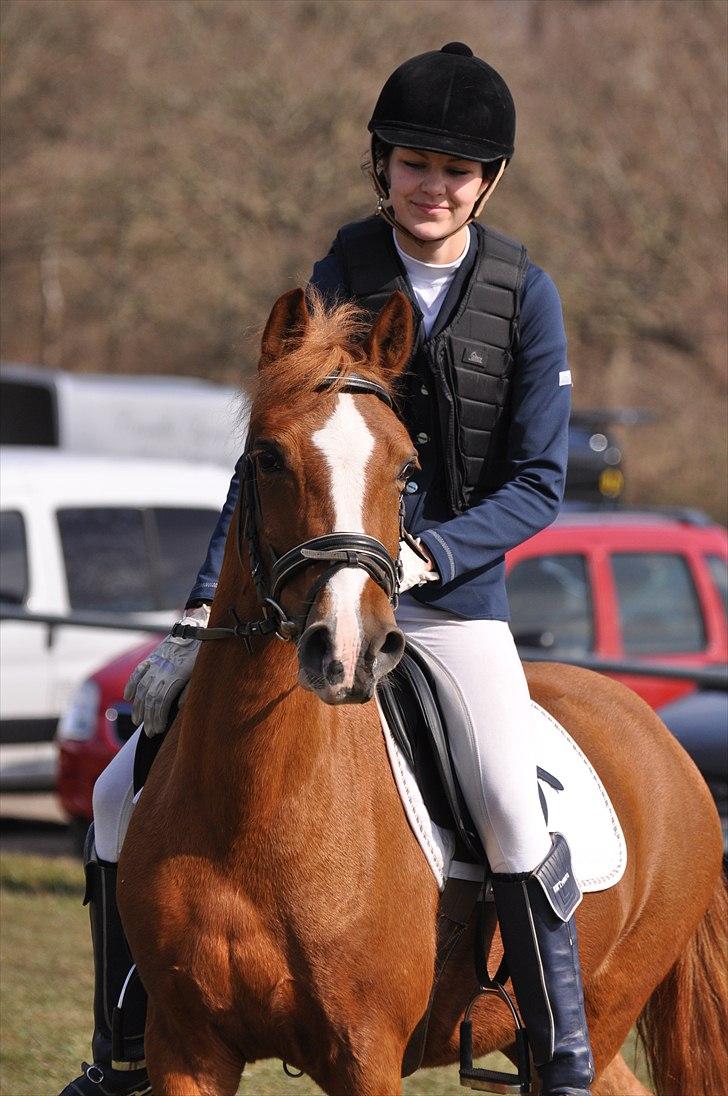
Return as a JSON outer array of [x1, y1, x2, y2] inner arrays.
[[173, 373, 416, 652]]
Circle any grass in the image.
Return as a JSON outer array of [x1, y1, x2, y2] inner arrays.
[[0, 853, 653, 1095]]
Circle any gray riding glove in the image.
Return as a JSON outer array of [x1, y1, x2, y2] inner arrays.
[[123, 603, 210, 737], [398, 539, 439, 593]]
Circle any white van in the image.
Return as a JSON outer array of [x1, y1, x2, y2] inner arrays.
[[0, 363, 247, 468], [0, 449, 233, 789]]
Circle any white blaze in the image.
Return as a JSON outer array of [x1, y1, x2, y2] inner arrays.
[[311, 395, 374, 687]]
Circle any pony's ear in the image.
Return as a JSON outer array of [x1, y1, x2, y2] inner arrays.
[[364, 291, 414, 380], [259, 288, 308, 370]]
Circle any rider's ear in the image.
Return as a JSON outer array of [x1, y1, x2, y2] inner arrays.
[[365, 291, 414, 379], [260, 288, 309, 369]]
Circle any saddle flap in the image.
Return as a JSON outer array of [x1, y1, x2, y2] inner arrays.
[[378, 639, 563, 875], [378, 640, 485, 863]]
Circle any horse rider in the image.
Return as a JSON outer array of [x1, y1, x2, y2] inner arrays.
[[62, 43, 594, 1096]]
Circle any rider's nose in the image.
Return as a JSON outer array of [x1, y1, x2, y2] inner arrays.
[[422, 172, 445, 196]]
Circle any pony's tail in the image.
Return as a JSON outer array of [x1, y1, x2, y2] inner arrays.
[[637, 875, 728, 1095]]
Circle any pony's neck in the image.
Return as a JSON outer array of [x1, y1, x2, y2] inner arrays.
[[178, 635, 361, 846], [176, 517, 381, 841], [177, 550, 355, 829]]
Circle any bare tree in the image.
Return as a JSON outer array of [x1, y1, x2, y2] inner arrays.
[[1, 0, 726, 515]]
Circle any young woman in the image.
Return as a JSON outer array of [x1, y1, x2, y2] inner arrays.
[[63, 44, 593, 1096]]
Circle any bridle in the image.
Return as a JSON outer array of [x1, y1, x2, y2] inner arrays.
[[172, 373, 418, 652]]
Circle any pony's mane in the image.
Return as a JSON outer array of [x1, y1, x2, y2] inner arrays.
[[250, 290, 388, 428]]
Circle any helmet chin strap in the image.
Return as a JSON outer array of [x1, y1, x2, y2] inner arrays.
[[367, 158, 507, 249]]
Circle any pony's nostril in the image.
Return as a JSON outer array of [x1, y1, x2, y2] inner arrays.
[[380, 628, 405, 661], [366, 626, 405, 681], [326, 659, 344, 685], [298, 623, 330, 678]]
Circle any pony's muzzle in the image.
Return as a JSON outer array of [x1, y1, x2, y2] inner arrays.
[[297, 619, 405, 704]]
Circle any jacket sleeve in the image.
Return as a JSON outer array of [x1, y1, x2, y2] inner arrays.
[[418, 267, 571, 585], [309, 245, 347, 302], [185, 457, 243, 606], [184, 247, 348, 607]]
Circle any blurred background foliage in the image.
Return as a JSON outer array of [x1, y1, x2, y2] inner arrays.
[[1, 0, 726, 517]]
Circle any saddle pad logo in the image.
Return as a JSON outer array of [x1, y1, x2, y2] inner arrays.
[[462, 346, 487, 366]]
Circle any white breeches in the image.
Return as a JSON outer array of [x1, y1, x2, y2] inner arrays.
[[93, 599, 551, 873], [395, 597, 551, 874], [92, 728, 142, 863]]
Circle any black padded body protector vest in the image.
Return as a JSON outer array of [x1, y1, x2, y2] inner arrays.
[[335, 216, 528, 512]]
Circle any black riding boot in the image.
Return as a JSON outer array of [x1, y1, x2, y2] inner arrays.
[[491, 833, 595, 1096], [59, 826, 150, 1096]]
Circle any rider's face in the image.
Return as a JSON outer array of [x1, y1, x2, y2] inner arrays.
[[386, 147, 488, 244]]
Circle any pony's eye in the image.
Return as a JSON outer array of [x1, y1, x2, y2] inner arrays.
[[398, 460, 417, 484], [255, 446, 285, 474]]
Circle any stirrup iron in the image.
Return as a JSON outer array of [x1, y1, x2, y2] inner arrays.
[[459, 897, 532, 1094], [459, 982, 531, 1093]]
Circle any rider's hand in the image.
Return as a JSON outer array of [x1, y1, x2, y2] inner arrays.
[[398, 539, 439, 593], [123, 603, 211, 738]]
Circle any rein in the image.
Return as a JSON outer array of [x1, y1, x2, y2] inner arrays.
[[173, 373, 413, 651]]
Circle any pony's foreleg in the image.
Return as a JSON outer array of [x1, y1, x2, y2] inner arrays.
[[317, 1032, 405, 1096], [592, 1052, 653, 1095], [144, 1004, 245, 1096]]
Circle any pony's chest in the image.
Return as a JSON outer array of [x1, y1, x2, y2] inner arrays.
[[149, 871, 288, 1014]]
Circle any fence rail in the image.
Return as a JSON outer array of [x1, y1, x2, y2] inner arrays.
[[0, 605, 167, 634], [2, 604, 727, 689]]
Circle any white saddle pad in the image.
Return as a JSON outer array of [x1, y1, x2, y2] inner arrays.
[[377, 694, 627, 894]]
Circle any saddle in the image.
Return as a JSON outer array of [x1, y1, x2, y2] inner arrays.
[[377, 639, 563, 868]]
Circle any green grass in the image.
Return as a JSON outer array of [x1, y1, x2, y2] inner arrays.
[[0, 853, 652, 1095]]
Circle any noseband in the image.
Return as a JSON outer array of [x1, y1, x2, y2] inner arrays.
[[172, 374, 408, 651]]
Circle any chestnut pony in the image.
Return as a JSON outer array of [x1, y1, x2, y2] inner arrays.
[[119, 289, 727, 1096]]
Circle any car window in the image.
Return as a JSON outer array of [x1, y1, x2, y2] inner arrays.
[[705, 555, 728, 617], [0, 510, 29, 604], [57, 508, 153, 612], [0, 378, 57, 445], [152, 508, 218, 609], [56, 506, 220, 613], [507, 553, 594, 655], [611, 552, 705, 654]]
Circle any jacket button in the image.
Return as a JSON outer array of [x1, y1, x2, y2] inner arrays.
[[420, 384, 429, 396], [416, 432, 429, 444], [405, 481, 419, 494]]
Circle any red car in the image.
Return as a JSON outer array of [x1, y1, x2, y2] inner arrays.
[[506, 508, 727, 709], [57, 509, 727, 839]]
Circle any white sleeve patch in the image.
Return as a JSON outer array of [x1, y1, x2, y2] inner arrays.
[[559, 370, 572, 387]]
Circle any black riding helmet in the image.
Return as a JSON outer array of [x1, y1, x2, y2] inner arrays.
[[368, 42, 516, 165]]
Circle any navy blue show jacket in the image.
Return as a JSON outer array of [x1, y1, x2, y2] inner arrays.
[[187, 224, 571, 620]]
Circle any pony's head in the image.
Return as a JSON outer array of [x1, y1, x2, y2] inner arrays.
[[247, 287, 416, 704]]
